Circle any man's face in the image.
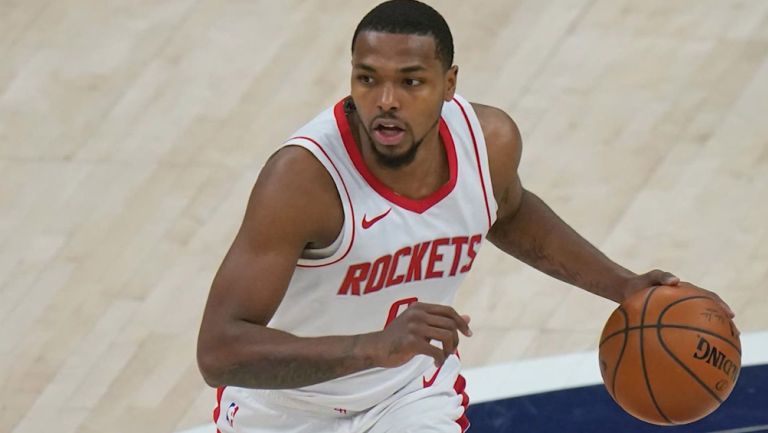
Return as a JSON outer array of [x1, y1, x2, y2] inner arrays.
[[350, 31, 457, 168]]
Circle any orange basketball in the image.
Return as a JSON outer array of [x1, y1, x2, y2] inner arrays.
[[598, 284, 741, 425]]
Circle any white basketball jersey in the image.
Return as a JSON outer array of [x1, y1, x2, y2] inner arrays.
[[235, 94, 497, 412]]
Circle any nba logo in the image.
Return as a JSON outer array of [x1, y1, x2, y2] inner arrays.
[[226, 402, 239, 428]]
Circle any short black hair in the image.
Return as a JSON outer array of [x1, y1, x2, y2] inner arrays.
[[351, 0, 454, 70]]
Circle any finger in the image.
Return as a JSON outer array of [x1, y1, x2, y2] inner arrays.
[[731, 321, 741, 337], [713, 294, 735, 318], [652, 270, 679, 286], [693, 288, 735, 319], [423, 326, 458, 358], [664, 274, 680, 285], [406, 302, 426, 312], [420, 341, 446, 367], [424, 315, 462, 356], [424, 304, 472, 337], [425, 314, 458, 331], [461, 314, 471, 325]]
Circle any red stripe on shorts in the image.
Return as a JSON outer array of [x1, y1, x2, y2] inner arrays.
[[454, 374, 470, 432], [213, 386, 225, 433]]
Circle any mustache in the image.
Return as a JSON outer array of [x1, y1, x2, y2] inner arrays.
[[369, 112, 404, 129]]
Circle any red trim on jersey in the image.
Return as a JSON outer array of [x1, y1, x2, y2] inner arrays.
[[213, 386, 225, 433], [452, 98, 493, 230], [287, 136, 356, 269], [454, 374, 471, 432], [333, 98, 458, 214]]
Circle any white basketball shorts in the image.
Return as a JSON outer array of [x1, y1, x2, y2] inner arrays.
[[213, 355, 470, 433]]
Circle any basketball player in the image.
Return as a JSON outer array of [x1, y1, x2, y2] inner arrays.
[[197, 1, 735, 432]]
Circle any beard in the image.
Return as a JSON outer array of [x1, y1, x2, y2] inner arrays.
[[360, 115, 441, 169]]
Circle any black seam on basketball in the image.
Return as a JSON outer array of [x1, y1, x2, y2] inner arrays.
[[601, 325, 741, 354], [658, 325, 742, 354], [657, 326, 724, 404], [640, 286, 673, 424], [611, 307, 629, 398], [657, 295, 741, 355], [659, 295, 712, 311], [657, 296, 713, 325], [599, 306, 629, 348], [601, 327, 632, 346]]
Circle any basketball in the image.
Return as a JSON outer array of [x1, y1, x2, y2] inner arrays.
[[598, 284, 741, 425]]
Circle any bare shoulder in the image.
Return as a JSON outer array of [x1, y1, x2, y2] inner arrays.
[[242, 145, 343, 250], [256, 145, 335, 197], [470, 103, 523, 204], [199, 145, 344, 340]]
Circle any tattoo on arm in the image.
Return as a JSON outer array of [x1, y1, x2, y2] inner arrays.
[[490, 191, 620, 296], [515, 237, 586, 286], [220, 334, 375, 389]]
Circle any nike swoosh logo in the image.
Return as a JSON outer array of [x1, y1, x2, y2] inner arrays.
[[361, 208, 391, 229], [422, 364, 443, 388]]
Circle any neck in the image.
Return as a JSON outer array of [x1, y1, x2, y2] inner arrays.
[[350, 111, 448, 200]]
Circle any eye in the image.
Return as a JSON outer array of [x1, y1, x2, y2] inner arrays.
[[404, 78, 422, 87], [357, 75, 374, 85]]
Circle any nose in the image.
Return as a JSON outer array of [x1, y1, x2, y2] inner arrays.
[[377, 83, 399, 112]]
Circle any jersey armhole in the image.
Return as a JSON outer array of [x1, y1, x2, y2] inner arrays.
[[281, 137, 356, 268], [451, 95, 499, 228]]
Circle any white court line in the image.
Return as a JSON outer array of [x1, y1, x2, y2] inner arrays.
[[704, 425, 768, 433], [177, 331, 768, 433]]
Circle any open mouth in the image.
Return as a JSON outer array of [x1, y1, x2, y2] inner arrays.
[[372, 122, 406, 145]]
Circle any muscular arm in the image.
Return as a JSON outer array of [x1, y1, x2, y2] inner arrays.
[[474, 103, 736, 317], [490, 190, 637, 302], [197, 146, 470, 389], [475, 104, 651, 303], [196, 146, 377, 389]]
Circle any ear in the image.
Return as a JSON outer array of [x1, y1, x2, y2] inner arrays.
[[444, 65, 458, 101]]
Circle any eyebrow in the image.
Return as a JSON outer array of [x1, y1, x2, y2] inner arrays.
[[353, 63, 427, 73], [400, 65, 427, 73]]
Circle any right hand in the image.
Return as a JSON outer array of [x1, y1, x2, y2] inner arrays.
[[365, 302, 472, 368]]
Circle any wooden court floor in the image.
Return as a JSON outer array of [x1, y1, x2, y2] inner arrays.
[[1, 1, 767, 432]]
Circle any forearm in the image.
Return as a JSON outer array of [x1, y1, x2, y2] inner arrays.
[[488, 189, 636, 302], [198, 322, 378, 389]]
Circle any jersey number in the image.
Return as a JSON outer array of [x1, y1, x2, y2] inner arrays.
[[384, 297, 418, 327]]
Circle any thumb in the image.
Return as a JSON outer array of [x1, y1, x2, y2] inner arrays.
[[651, 270, 679, 286]]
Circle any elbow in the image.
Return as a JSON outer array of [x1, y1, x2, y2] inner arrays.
[[197, 347, 225, 388], [198, 366, 224, 388], [197, 318, 272, 388], [197, 335, 233, 388]]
